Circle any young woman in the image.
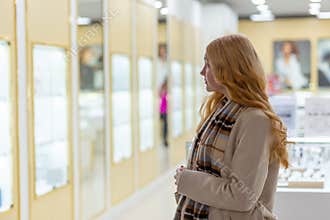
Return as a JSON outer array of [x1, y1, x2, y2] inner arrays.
[[174, 34, 288, 220]]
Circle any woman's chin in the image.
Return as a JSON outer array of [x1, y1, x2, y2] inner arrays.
[[205, 85, 212, 92]]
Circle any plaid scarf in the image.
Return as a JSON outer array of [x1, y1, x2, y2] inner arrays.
[[174, 98, 246, 220]]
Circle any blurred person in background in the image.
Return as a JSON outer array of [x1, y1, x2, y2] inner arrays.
[[159, 78, 168, 147]]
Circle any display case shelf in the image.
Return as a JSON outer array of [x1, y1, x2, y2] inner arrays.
[[278, 137, 330, 189]]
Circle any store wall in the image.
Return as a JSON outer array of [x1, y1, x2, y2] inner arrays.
[[135, 0, 159, 190], [158, 22, 166, 44], [0, 1, 19, 220], [25, 0, 73, 219], [201, 4, 238, 50], [239, 18, 330, 90], [78, 25, 103, 45], [167, 0, 203, 166]]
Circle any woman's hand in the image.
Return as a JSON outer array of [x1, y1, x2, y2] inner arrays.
[[174, 165, 186, 185]]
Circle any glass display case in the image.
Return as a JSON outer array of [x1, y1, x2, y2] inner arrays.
[[138, 57, 154, 152], [79, 43, 106, 219], [184, 63, 193, 130], [270, 92, 330, 189], [278, 138, 330, 189], [270, 91, 330, 138], [0, 40, 13, 211], [33, 45, 69, 196], [171, 61, 183, 137], [112, 54, 132, 163]]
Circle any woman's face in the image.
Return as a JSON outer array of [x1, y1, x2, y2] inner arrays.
[[282, 42, 292, 55], [200, 55, 226, 93]]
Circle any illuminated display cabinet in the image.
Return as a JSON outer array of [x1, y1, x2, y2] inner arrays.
[[272, 92, 330, 190], [32, 45, 69, 196], [138, 57, 154, 152], [111, 54, 132, 163], [171, 61, 183, 137], [278, 138, 330, 189], [0, 40, 13, 212]]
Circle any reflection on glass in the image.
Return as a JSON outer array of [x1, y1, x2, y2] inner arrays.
[[79, 45, 104, 91], [269, 95, 297, 137], [33, 45, 69, 196], [304, 97, 330, 137], [79, 39, 106, 218], [112, 54, 132, 163], [185, 63, 193, 130], [138, 57, 154, 151], [0, 40, 13, 212], [171, 61, 183, 137]]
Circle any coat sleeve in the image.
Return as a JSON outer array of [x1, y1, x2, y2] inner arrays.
[[176, 110, 272, 212]]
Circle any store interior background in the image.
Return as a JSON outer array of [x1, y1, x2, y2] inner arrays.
[[1, 0, 330, 220]]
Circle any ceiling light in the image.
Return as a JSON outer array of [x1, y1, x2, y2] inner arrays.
[[154, 1, 162, 9], [309, 3, 321, 10], [251, 0, 266, 5], [261, 10, 272, 16], [257, 4, 269, 11], [250, 13, 274, 22], [310, 0, 322, 2], [160, 7, 168, 15], [318, 12, 330, 19], [77, 17, 92, 25]]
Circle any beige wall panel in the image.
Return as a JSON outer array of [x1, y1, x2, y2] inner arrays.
[[137, 148, 158, 188], [194, 27, 202, 67], [78, 25, 103, 46], [239, 18, 330, 90], [27, 43, 73, 220], [169, 17, 183, 60], [158, 23, 167, 44], [110, 159, 135, 205], [30, 187, 73, 220], [26, 0, 73, 219], [169, 133, 193, 167], [27, 0, 70, 45], [136, 3, 158, 188], [108, 0, 134, 206], [0, 0, 15, 39], [183, 23, 194, 63], [108, 0, 131, 53], [0, 209, 17, 220], [0, 44, 19, 220], [0, 1, 18, 220], [136, 3, 155, 57]]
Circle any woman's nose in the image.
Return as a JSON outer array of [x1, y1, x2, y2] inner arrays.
[[200, 66, 205, 76]]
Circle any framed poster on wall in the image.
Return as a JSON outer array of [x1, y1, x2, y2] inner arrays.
[[318, 39, 330, 87], [272, 40, 311, 90]]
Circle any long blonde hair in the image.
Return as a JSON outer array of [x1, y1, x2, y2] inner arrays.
[[198, 34, 289, 168]]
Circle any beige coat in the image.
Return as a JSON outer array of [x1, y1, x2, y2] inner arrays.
[[176, 108, 280, 220]]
